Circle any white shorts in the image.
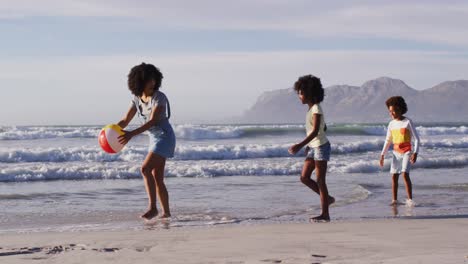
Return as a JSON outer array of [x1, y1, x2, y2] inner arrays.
[[390, 151, 411, 174]]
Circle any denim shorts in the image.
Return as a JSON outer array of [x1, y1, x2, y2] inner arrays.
[[390, 151, 411, 174], [306, 141, 331, 161], [147, 122, 176, 159]]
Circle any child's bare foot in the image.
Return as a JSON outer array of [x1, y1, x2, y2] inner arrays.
[[140, 208, 158, 220], [390, 200, 404, 206], [310, 214, 330, 223], [405, 199, 416, 207], [328, 196, 335, 206], [156, 213, 171, 219]]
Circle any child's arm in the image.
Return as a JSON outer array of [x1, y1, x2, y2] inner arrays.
[[408, 119, 420, 164], [117, 104, 137, 129], [289, 113, 321, 155], [379, 123, 392, 167]]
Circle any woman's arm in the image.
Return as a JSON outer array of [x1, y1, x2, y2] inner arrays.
[[118, 104, 165, 144], [289, 114, 321, 155], [130, 105, 164, 136], [117, 104, 137, 129]]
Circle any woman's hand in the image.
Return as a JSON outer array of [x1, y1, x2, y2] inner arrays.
[[379, 155, 385, 167], [410, 153, 418, 164], [118, 130, 135, 145], [288, 144, 302, 155]]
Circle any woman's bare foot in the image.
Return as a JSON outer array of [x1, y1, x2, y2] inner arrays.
[[328, 196, 335, 206], [310, 214, 330, 223], [140, 207, 158, 220]]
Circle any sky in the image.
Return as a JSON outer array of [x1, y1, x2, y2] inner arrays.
[[1, 0, 468, 125]]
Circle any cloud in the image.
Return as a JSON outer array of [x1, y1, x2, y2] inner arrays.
[[0, 0, 135, 18], [1, 1, 467, 125], [2, 1, 468, 47]]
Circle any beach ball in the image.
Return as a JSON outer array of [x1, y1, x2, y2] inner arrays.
[[98, 124, 126, 154]]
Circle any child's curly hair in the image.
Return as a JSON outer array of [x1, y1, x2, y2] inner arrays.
[[385, 96, 408, 114], [127, 63, 163, 97], [293, 75, 324, 103]]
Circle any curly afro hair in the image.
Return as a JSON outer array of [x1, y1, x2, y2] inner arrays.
[[293, 75, 324, 103], [127, 63, 163, 97], [385, 96, 408, 115]]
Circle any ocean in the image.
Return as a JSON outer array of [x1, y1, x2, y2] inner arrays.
[[1, 123, 467, 232]]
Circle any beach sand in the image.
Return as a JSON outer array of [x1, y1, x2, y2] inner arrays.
[[1, 218, 467, 264]]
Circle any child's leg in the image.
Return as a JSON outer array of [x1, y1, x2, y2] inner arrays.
[[152, 155, 171, 218], [301, 159, 335, 204], [392, 173, 399, 202], [140, 153, 159, 219], [402, 172, 413, 200], [312, 160, 330, 221], [300, 159, 319, 194]]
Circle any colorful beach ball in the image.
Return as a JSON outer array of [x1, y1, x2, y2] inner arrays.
[[98, 124, 126, 154]]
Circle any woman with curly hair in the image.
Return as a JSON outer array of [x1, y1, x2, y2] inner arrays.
[[289, 75, 335, 222], [117, 63, 176, 220], [379, 96, 420, 207]]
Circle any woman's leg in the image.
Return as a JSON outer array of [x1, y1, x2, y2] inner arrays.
[[312, 160, 330, 221], [140, 152, 160, 219], [152, 154, 171, 218]]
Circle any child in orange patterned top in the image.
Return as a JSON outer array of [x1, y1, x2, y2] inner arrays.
[[379, 96, 420, 207]]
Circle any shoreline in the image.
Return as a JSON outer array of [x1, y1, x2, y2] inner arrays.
[[1, 218, 467, 264]]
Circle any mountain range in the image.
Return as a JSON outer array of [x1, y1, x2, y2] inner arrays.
[[237, 77, 468, 123]]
